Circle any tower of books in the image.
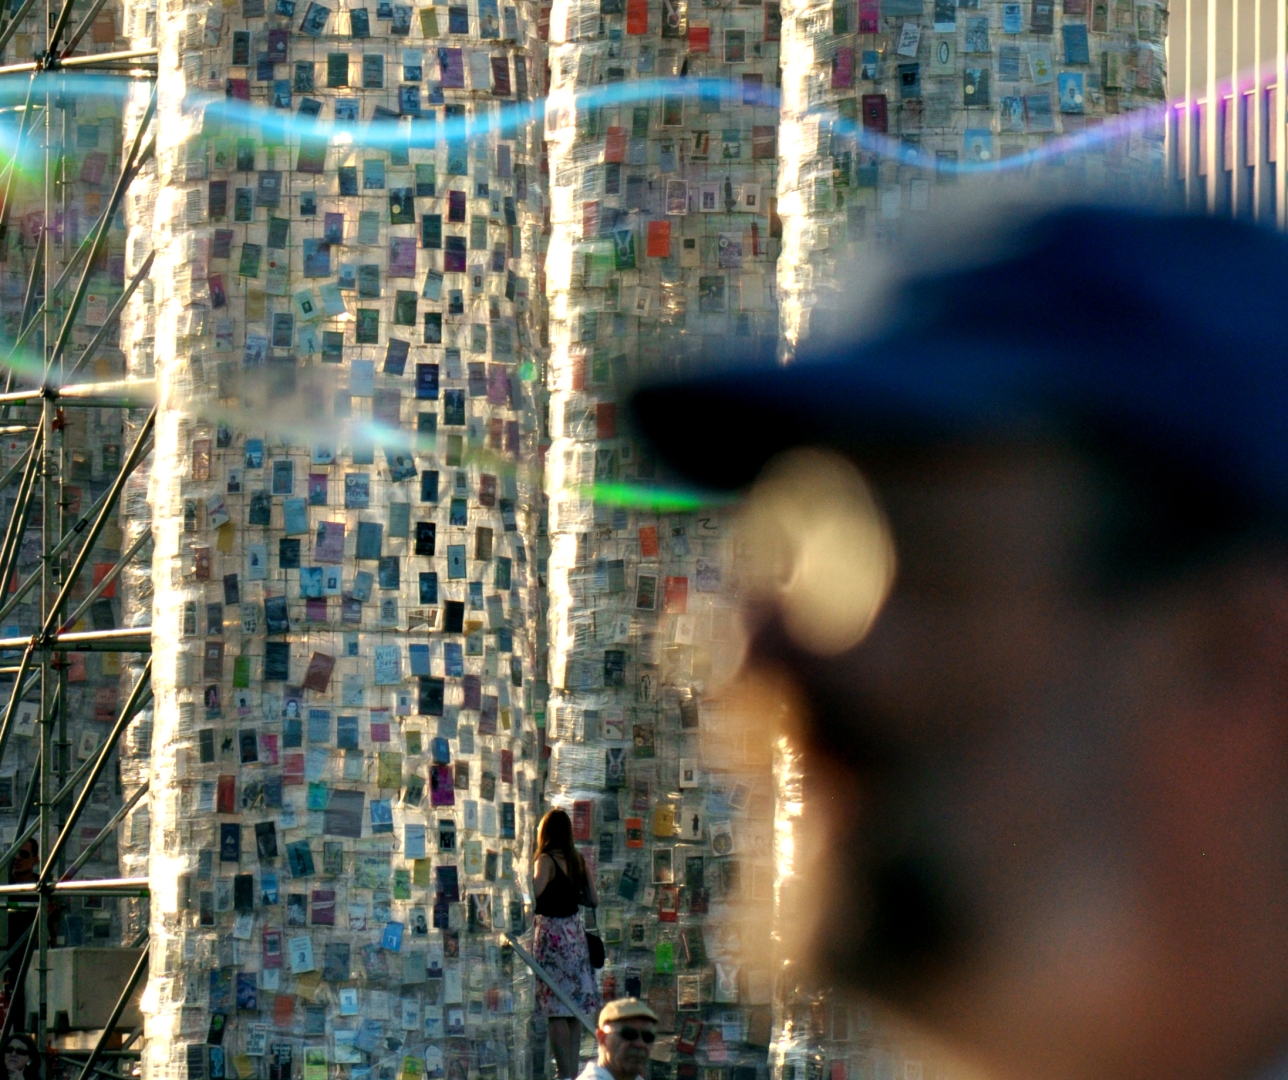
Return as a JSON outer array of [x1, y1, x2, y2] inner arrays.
[[774, 0, 1168, 350], [541, 0, 782, 1065], [134, 0, 549, 1075]]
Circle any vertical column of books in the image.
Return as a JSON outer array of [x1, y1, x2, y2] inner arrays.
[[118, 39, 161, 937], [137, 0, 548, 1076], [775, 0, 1167, 352], [542, 0, 781, 1070]]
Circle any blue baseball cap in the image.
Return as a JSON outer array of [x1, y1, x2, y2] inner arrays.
[[630, 206, 1288, 515]]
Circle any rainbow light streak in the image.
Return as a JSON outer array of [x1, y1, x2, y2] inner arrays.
[[0, 67, 1208, 179], [0, 61, 1271, 178]]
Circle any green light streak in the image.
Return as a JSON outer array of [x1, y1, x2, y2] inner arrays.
[[581, 482, 736, 512]]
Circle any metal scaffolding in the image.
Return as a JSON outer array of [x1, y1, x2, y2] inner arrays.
[[0, 0, 157, 1071]]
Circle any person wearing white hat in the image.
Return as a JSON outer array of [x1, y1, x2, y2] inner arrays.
[[573, 999, 658, 1080]]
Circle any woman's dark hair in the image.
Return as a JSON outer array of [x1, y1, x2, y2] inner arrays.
[[5, 1031, 40, 1080], [536, 809, 586, 890]]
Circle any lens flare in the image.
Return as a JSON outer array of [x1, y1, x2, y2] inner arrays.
[[738, 447, 896, 657]]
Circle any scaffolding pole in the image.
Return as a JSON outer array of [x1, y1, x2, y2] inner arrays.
[[0, 36, 159, 1076]]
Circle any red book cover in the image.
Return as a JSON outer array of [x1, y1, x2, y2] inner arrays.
[[862, 93, 889, 133], [92, 562, 117, 599], [272, 993, 294, 1028], [491, 55, 511, 96], [646, 220, 671, 257], [832, 46, 854, 89], [217, 774, 236, 813], [639, 525, 658, 558], [625, 817, 644, 848], [764, 0, 781, 39], [676, 1019, 702, 1054], [283, 752, 305, 785], [500, 749, 514, 783], [687, 22, 710, 51], [626, 0, 647, 33], [605, 126, 626, 163], [663, 576, 689, 614], [311, 889, 336, 925], [596, 402, 617, 439], [572, 800, 592, 841], [658, 885, 680, 922], [262, 929, 283, 969]]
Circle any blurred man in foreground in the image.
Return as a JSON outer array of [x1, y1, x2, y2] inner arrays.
[[632, 207, 1288, 1080]]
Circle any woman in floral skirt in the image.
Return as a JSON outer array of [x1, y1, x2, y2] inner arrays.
[[532, 808, 599, 1080]]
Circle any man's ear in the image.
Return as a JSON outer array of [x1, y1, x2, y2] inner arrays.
[[595, 1028, 607, 1049]]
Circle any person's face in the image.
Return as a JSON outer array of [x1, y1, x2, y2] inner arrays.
[[5, 1042, 30, 1076], [13, 843, 36, 876], [596, 1020, 656, 1080], [741, 445, 1288, 1080]]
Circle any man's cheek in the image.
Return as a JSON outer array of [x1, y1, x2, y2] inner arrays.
[[789, 753, 871, 981]]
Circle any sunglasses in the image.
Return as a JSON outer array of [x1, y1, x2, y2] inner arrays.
[[5, 1049, 28, 1057], [614, 1026, 655, 1045]]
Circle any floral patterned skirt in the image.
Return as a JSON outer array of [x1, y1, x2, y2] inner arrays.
[[532, 913, 599, 1020]]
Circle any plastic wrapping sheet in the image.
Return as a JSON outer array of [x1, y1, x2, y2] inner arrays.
[[135, 0, 547, 1076], [775, 0, 1168, 349]]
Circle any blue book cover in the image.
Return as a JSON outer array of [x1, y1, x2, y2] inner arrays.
[[264, 596, 291, 635], [283, 497, 308, 535], [371, 799, 394, 834], [1058, 71, 1084, 112], [272, 459, 294, 494], [356, 521, 383, 559], [352, 570, 374, 602], [1062, 22, 1089, 65], [307, 708, 332, 743], [416, 362, 439, 400], [419, 571, 439, 605], [300, 567, 324, 598]]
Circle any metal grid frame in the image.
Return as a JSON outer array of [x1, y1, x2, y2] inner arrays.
[[0, 0, 156, 1073]]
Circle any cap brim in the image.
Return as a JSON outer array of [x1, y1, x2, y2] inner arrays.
[[630, 339, 1048, 492]]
